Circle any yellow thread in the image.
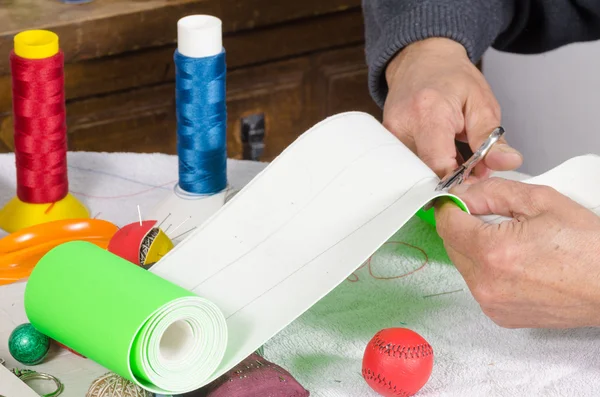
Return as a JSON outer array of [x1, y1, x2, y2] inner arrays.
[[14, 30, 59, 59]]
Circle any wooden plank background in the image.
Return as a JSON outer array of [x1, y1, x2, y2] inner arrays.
[[0, 0, 380, 159]]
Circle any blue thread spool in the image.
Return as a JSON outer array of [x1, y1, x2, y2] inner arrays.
[[144, 16, 228, 243], [174, 15, 227, 196]]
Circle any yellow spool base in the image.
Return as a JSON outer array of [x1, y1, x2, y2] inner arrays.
[[0, 193, 89, 234], [14, 30, 59, 59]]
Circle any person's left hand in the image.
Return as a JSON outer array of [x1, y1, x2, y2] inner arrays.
[[435, 177, 600, 328]]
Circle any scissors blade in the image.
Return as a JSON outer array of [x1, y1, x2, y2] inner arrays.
[[436, 126, 505, 192], [421, 126, 505, 211], [435, 164, 466, 191]]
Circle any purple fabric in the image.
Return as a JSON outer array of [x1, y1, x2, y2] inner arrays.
[[192, 353, 310, 397]]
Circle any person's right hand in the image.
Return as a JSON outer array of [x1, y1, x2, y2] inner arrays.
[[383, 37, 523, 179]]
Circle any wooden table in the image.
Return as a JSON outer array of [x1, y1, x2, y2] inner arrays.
[[0, 0, 381, 161]]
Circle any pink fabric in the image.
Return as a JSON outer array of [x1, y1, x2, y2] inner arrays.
[[195, 353, 310, 397]]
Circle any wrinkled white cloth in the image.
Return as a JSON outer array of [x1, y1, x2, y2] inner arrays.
[[0, 152, 598, 397]]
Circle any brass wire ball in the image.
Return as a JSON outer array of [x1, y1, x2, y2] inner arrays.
[[86, 372, 152, 397]]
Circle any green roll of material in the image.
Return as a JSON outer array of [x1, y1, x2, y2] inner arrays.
[[24, 241, 228, 395]]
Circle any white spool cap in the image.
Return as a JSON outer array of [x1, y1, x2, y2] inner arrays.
[[177, 15, 223, 58]]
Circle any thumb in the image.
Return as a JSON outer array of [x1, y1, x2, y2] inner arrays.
[[434, 197, 489, 276], [450, 178, 552, 218], [464, 94, 522, 172]]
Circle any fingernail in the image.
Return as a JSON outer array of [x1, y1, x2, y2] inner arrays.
[[493, 143, 522, 159]]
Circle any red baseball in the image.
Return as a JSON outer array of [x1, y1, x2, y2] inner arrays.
[[362, 328, 434, 397]]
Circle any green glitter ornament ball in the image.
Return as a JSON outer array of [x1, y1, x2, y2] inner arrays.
[[8, 323, 50, 365]]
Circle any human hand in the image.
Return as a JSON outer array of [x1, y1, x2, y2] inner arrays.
[[434, 178, 600, 328], [384, 38, 522, 179]]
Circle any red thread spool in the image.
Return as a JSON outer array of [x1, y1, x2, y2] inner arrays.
[[10, 50, 68, 204]]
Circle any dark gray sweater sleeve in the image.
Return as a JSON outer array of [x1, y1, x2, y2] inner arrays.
[[364, 0, 600, 108]]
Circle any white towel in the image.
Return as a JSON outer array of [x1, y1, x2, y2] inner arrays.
[[0, 152, 598, 397]]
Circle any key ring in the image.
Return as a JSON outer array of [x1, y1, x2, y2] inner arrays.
[[0, 359, 64, 397]]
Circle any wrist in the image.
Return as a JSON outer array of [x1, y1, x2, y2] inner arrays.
[[385, 38, 468, 86]]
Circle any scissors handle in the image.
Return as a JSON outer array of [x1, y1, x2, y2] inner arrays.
[[435, 126, 505, 191]]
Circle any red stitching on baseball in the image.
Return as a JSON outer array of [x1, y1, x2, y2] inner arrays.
[[370, 331, 434, 359], [361, 368, 411, 396]]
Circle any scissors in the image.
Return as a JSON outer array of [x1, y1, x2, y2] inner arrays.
[[423, 126, 505, 211]]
